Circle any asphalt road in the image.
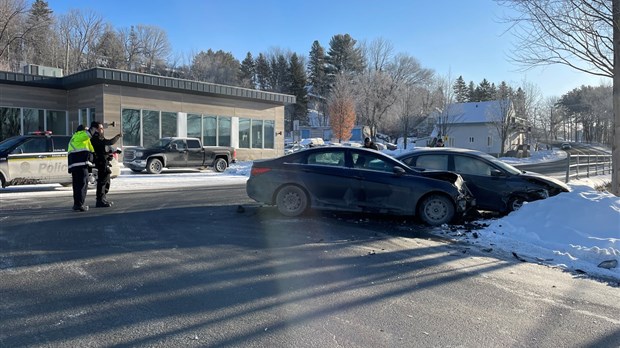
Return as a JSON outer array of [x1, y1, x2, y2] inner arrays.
[[1, 184, 619, 347]]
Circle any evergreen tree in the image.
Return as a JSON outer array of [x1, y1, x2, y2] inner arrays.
[[326, 33, 365, 77], [467, 81, 477, 101], [190, 49, 240, 85], [25, 0, 54, 67], [287, 53, 309, 127], [94, 24, 125, 69], [254, 53, 271, 90], [453, 75, 468, 102], [239, 51, 255, 89], [269, 54, 289, 93], [476, 79, 494, 101], [307, 40, 327, 95]]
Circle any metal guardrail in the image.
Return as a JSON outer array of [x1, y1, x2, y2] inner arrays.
[[565, 153, 612, 182]]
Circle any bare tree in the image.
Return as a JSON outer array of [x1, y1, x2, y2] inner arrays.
[[496, 0, 619, 194], [56, 9, 104, 73], [355, 38, 433, 137], [135, 24, 170, 74], [0, 0, 37, 70]]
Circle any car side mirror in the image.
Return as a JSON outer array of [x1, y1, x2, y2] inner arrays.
[[393, 166, 406, 176], [491, 169, 504, 177]]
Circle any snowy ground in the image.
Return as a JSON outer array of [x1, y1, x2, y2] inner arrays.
[[1, 148, 618, 284]]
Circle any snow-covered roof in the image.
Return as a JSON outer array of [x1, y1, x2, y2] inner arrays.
[[437, 100, 513, 124]]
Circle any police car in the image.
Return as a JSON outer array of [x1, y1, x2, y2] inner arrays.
[[0, 131, 120, 188]]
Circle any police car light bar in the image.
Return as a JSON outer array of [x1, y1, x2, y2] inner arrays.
[[28, 131, 53, 135]]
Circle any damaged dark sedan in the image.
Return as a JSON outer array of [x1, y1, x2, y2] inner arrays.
[[396, 148, 570, 213], [246, 146, 475, 226]]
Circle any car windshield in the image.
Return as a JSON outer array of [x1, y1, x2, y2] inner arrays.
[[147, 138, 172, 148], [478, 152, 522, 175], [0, 136, 25, 152]]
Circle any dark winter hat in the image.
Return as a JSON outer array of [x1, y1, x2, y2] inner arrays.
[[76, 124, 85, 132], [90, 121, 101, 129]]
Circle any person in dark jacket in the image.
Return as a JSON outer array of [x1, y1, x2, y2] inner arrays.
[[67, 125, 94, 211], [363, 137, 379, 150], [90, 121, 122, 207]]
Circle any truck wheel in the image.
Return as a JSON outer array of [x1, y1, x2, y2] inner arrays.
[[146, 158, 163, 174], [213, 157, 228, 172]]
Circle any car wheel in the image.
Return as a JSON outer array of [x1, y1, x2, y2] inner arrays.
[[213, 157, 228, 172], [418, 194, 455, 226], [275, 185, 309, 217], [507, 196, 526, 212], [146, 158, 163, 174]]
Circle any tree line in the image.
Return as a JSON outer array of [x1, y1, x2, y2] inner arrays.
[[0, 0, 613, 151]]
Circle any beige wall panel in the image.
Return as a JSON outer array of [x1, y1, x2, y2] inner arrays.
[[0, 85, 67, 109]]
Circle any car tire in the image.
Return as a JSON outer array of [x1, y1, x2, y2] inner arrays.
[[418, 194, 455, 226], [507, 196, 526, 212], [213, 157, 228, 172], [275, 185, 309, 217], [146, 158, 163, 174]]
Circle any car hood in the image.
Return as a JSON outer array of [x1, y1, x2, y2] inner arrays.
[[520, 171, 570, 192]]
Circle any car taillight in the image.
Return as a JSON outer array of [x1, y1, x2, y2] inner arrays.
[[251, 167, 271, 176]]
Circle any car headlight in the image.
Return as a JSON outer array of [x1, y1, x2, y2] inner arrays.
[[134, 151, 143, 158]]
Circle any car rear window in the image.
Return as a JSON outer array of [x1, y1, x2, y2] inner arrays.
[[52, 136, 71, 151]]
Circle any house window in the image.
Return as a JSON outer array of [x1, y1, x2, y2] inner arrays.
[[239, 118, 250, 148], [161, 111, 177, 138], [202, 115, 217, 146], [264, 120, 274, 149], [218, 116, 231, 147], [187, 114, 202, 139], [487, 136, 492, 146], [469, 137, 475, 143], [122, 108, 141, 146], [251, 119, 263, 148]]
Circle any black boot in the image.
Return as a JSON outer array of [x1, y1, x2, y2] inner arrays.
[[96, 200, 111, 208]]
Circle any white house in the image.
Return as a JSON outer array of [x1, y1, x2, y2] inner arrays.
[[431, 100, 526, 156]]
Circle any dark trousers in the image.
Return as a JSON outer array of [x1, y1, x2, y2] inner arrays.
[[96, 165, 111, 202], [71, 167, 89, 208]]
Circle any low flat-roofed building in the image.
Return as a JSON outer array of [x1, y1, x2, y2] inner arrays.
[[0, 67, 295, 160]]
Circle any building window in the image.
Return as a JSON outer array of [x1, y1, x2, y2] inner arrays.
[[142, 110, 160, 146], [187, 114, 202, 139], [161, 111, 177, 138], [0, 107, 21, 140], [203, 115, 217, 146], [469, 137, 475, 143], [218, 116, 231, 147], [251, 119, 263, 148], [239, 118, 250, 148], [23, 108, 44, 135], [122, 108, 141, 146], [264, 120, 274, 149], [487, 136, 492, 146], [46, 110, 67, 136]]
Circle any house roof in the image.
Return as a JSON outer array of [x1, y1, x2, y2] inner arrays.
[[0, 67, 295, 105], [436, 100, 513, 124]]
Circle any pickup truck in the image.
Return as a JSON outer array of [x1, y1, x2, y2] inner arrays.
[[123, 137, 236, 174]]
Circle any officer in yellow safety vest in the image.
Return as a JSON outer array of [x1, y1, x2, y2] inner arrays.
[[67, 125, 95, 211]]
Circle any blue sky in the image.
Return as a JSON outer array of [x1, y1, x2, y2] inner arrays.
[[49, 0, 606, 97]]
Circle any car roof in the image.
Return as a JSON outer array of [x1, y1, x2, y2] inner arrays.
[[397, 147, 489, 157]]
